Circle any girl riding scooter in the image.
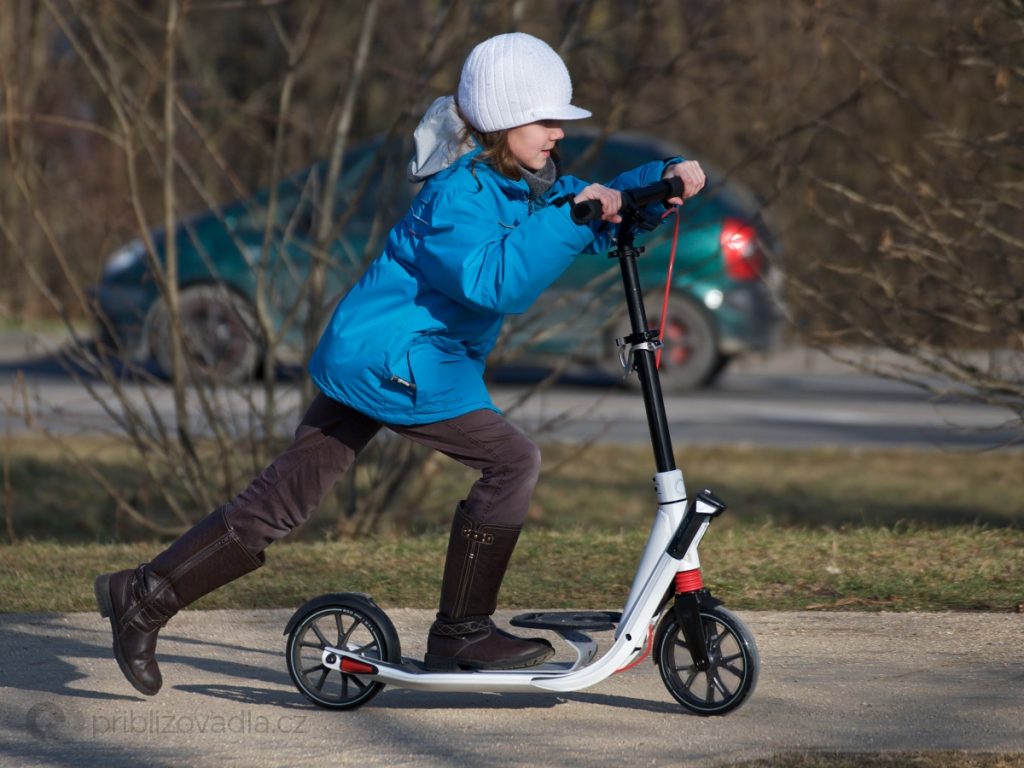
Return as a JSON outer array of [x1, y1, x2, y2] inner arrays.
[[94, 31, 705, 695]]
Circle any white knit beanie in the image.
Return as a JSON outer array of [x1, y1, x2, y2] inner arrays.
[[457, 32, 592, 133]]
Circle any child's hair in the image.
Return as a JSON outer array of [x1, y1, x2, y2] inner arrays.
[[455, 103, 559, 182], [456, 103, 520, 180]]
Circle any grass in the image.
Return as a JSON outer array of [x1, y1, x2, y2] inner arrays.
[[1, 437, 1022, 613], [4, 437, 1023, 542], [1, 520, 1021, 614]]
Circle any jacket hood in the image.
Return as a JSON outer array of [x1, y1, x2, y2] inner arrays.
[[407, 95, 477, 182]]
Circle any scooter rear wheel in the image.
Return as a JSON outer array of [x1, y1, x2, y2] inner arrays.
[[655, 604, 759, 715], [286, 596, 398, 710]]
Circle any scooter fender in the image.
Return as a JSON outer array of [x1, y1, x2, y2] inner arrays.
[[283, 592, 379, 636]]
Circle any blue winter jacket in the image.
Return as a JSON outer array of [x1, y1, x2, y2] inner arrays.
[[309, 147, 675, 425]]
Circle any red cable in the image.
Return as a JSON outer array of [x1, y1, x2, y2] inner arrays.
[[655, 207, 681, 369], [615, 625, 654, 674]]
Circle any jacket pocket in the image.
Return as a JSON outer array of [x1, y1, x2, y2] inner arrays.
[[381, 341, 417, 399], [407, 335, 467, 415]]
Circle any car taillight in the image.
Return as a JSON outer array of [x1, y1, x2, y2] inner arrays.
[[720, 219, 765, 281]]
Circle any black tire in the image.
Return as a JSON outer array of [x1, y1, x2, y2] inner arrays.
[[654, 604, 759, 716], [615, 294, 721, 393], [285, 596, 399, 710], [145, 284, 262, 384]]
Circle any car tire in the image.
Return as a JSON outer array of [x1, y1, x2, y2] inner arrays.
[[146, 284, 262, 384], [613, 294, 722, 393]]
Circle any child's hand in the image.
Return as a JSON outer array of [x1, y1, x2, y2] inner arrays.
[[662, 161, 706, 206], [574, 183, 624, 223]]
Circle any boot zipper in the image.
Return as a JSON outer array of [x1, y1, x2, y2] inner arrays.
[[453, 541, 477, 619], [120, 534, 233, 628]]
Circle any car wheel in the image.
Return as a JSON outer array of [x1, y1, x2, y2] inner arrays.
[[146, 285, 262, 384], [613, 294, 721, 393]]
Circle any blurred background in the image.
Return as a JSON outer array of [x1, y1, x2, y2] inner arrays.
[[3, 1, 1021, 382], [0, 0, 1021, 541]]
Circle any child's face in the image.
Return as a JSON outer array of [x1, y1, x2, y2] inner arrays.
[[507, 120, 565, 171]]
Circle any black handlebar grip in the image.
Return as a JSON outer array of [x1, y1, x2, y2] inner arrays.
[[570, 177, 684, 225], [623, 177, 684, 208], [571, 199, 603, 225]]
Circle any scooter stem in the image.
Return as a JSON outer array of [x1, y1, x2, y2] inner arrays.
[[615, 213, 676, 473]]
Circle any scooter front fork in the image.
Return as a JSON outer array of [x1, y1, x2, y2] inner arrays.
[[667, 489, 728, 671], [671, 579, 723, 671]]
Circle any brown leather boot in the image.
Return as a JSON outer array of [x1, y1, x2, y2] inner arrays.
[[424, 504, 553, 671], [94, 507, 264, 695]]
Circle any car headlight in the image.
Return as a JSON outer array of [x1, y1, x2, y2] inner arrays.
[[703, 289, 724, 310], [103, 238, 145, 279]]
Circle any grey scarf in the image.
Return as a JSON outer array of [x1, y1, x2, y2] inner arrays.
[[518, 158, 558, 200]]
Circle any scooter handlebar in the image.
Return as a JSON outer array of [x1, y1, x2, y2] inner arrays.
[[570, 176, 684, 225]]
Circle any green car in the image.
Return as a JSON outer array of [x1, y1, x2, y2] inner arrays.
[[91, 132, 780, 391]]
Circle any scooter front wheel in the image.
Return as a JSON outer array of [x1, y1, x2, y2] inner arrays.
[[655, 604, 759, 716], [285, 594, 399, 710]]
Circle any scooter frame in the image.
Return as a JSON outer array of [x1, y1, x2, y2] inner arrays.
[[285, 178, 759, 712], [313, 481, 723, 694]]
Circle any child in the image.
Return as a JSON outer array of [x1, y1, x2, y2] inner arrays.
[[94, 31, 706, 694]]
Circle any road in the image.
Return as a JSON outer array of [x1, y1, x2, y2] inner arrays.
[[496, 366, 1019, 449], [0, 609, 1021, 767], [0, 331, 1018, 449]]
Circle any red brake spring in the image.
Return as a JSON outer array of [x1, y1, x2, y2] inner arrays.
[[675, 568, 704, 593]]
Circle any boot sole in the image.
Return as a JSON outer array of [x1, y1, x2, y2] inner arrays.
[[94, 574, 160, 697], [424, 644, 555, 672]]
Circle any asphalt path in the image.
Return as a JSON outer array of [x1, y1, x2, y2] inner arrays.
[[0, 332, 1019, 449], [1, 609, 1021, 767]]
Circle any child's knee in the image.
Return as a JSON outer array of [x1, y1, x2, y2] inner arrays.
[[506, 435, 542, 488]]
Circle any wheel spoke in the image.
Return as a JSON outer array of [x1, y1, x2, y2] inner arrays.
[[300, 640, 324, 650], [315, 667, 329, 692], [705, 625, 724, 654], [302, 663, 325, 676], [335, 613, 345, 646], [340, 617, 359, 647], [684, 668, 700, 690], [310, 622, 330, 647], [352, 639, 380, 657], [710, 669, 730, 698], [722, 662, 745, 678], [348, 675, 368, 692], [705, 675, 718, 705]]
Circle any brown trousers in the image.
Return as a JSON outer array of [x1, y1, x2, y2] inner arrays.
[[223, 393, 541, 555]]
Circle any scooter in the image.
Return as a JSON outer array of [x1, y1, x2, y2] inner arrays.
[[282, 177, 760, 715]]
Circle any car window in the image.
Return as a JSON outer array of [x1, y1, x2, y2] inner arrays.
[[226, 173, 313, 239]]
